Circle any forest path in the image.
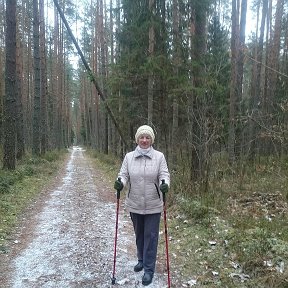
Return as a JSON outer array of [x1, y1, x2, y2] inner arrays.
[[0, 147, 169, 288]]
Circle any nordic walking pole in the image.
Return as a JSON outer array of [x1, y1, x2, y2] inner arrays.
[[162, 179, 171, 288], [112, 177, 121, 285]]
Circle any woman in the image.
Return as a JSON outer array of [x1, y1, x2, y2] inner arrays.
[[114, 125, 170, 286]]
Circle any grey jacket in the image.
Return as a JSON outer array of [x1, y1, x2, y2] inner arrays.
[[117, 146, 170, 214]]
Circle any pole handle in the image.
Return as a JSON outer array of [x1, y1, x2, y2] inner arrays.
[[161, 179, 166, 203], [116, 177, 121, 199]]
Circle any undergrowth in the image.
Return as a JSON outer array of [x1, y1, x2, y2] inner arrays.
[[4, 148, 285, 287], [90, 151, 288, 288], [0, 149, 68, 252]]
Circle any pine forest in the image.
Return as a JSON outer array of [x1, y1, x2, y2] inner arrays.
[[1, 0, 288, 175], [1, 0, 288, 286]]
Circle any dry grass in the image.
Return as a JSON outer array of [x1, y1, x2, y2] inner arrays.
[[66, 151, 288, 287], [163, 157, 288, 287]]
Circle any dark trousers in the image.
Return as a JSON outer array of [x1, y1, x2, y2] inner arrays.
[[130, 212, 161, 274]]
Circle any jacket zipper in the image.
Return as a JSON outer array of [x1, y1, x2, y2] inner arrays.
[[144, 156, 146, 213]]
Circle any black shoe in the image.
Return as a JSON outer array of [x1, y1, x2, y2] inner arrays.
[[142, 273, 153, 286], [134, 262, 144, 272]]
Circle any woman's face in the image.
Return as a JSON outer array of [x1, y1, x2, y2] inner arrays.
[[138, 134, 152, 149]]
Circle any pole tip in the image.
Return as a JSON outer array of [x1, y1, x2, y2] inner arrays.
[[111, 277, 116, 285]]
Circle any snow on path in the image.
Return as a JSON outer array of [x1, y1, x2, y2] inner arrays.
[[5, 147, 168, 288]]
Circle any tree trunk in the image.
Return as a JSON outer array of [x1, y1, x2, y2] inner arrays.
[[171, 0, 180, 167], [189, 1, 208, 181], [147, 0, 155, 126], [99, 0, 108, 154], [109, 0, 117, 154], [263, 0, 284, 155], [3, 0, 17, 169], [32, 0, 41, 156], [248, 0, 267, 160], [39, 0, 48, 153], [237, 0, 247, 158], [0, 48, 3, 146], [228, 0, 240, 163], [264, 0, 283, 109], [16, 17, 25, 160]]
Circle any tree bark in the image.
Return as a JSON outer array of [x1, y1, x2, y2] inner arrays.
[[263, 0, 284, 155], [171, 0, 180, 166], [188, 1, 208, 181], [99, 0, 109, 154], [248, 0, 268, 160], [16, 16, 25, 160], [264, 0, 283, 109], [32, 0, 41, 156], [3, 0, 17, 169], [39, 0, 48, 153], [228, 0, 240, 163], [147, 0, 155, 126]]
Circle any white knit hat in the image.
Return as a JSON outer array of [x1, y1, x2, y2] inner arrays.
[[135, 125, 155, 144]]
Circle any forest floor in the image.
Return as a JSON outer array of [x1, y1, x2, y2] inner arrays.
[[0, 147, 170, 288], [0, 147, 288, 288]]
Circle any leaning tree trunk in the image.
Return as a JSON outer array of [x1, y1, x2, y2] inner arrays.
[[53, 0, 129, 151]]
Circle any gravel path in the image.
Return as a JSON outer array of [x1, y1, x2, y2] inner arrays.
[[0, 147, 169, 288]]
